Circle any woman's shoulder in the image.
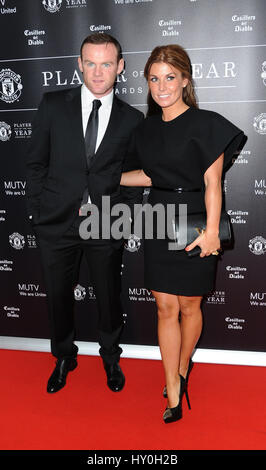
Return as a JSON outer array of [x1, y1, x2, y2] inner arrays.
[[189, 107, 230, 130], [191, 107, 222, 120], [193, 108, 242, 136]]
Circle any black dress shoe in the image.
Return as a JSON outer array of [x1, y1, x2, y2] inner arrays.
[[103, 361, 125, 392], [47, 357, 77, 393], [163, 375, 190, 424]]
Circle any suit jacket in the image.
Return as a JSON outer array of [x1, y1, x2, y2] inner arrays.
[[26, 85, 144, 241]]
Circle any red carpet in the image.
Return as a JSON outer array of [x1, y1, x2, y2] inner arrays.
[[1, 349, 266, 451]]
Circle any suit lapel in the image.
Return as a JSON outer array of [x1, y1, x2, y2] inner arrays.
[[90, 96, 124, 167], [65, 86, 87, 169], [65, 89, 124, 170]]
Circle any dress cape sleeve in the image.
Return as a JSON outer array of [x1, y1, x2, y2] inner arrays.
[[200, 111, 247, 174]]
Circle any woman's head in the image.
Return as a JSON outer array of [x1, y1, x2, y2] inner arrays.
[[144, 44, 197, 112]]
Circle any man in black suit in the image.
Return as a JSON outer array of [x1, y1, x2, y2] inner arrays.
[[26, 33, 143, 393]]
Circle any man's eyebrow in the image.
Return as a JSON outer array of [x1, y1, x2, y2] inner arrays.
[[83, 60, 115, 64]]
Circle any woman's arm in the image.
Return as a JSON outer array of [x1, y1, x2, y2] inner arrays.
[[120, 169, 152, 187], [185, 153, 223, 257]]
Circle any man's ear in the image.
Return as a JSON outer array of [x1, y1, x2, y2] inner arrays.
[[78, 56, 83, 73], [117, 58, 125, 75]]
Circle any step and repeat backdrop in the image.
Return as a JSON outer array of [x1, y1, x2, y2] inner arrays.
[[0, 0, 266, 356]]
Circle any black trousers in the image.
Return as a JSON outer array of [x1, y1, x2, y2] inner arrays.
[[37, 217, 124, 365]]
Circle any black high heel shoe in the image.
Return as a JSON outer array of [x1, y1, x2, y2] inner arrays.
[[163, 375, 190, 423], [163, 358, 193, 399]]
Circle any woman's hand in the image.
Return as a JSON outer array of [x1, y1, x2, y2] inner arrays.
[[186, 152, 223, 257], [185, 230, 221, 257], [120, 169, 152, 187]]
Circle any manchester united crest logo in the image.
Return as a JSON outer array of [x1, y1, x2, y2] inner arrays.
[[0, 69, 23, 103], [253, 113, 266, 135], [9, 233, 25, 250], [125, 234, 141, 252], [74, 284, 86, 301], [249, 236, 266, 255], [42, 0, 62, 13], [0, 121, 11, 141]]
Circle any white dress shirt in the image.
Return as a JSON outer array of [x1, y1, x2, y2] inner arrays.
[[80, 84, 113, 205], [81, 83, 113, 151]]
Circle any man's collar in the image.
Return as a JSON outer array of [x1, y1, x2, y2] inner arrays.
[[81, 84, 114, 107]]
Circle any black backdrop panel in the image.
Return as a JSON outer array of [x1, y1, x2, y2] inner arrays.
[[0, 0, 266, 354]]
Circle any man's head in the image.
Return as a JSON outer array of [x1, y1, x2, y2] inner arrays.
[[78, 33, 124, 97]]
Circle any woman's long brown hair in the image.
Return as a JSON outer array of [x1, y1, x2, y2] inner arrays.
[[144, 44, 198, 115]]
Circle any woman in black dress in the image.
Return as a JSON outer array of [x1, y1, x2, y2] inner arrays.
[[121, 45, 245, 423]]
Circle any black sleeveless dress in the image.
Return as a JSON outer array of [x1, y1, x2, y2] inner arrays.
[[133, 107, 245, 296]]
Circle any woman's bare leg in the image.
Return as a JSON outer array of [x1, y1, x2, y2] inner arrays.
[[152, 290, 181, 408], [178, 295, 203, 378]]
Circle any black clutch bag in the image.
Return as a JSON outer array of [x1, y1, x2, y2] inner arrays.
[[173, 210, 232, 257]]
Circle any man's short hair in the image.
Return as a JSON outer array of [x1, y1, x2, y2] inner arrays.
[[80, 33, 123, 62]]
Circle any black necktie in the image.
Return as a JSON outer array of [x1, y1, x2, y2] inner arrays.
[[84, 99, 102, 167], [80, 99, 102, 211]]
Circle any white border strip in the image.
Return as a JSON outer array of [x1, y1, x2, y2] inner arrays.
[[0, 336, 265, 367]]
